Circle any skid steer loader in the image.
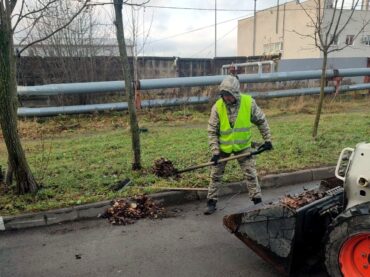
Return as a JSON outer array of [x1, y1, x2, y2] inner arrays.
[[223, 142, 370, 276]]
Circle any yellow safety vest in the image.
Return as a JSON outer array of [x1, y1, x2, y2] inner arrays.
[[216, 94, 252, 153]]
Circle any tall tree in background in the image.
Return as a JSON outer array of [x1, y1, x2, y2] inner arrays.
[[21, 0, 114, 105], [113, 0, 148, 170], [22, 1, 111, 83], [298, 0, 369, 138], [0, 0, 88, 194]]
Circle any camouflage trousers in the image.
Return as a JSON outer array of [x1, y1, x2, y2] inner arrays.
[[207, 149, 261, 201]]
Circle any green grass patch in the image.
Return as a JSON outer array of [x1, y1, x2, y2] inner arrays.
[[0, 97, 369, 215]]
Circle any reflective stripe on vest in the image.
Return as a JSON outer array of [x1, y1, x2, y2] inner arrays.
[[216, 94, 252, 153]]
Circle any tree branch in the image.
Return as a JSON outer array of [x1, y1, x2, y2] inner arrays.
[[325, 0, 339, 44], [88, 0, 150, 7], [298, 1, 316, 28], [334, 0, 361, 38], [10, 0, 18, 13], [328, 17, 370, 54], [12, 0, 59, 32], [11, 0, 24, 20], [328, 0, 346, 46], [17, 0, 90, 55]]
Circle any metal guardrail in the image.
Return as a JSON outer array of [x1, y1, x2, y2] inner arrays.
[[17, 68, 370, 117]]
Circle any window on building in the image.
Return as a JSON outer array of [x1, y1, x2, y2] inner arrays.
[[345, 35, 354, 46], [263, 42, 283, 54], [325, 0, 333, 9], [362, 35, 370, 45], [330, 35, 338, 46]]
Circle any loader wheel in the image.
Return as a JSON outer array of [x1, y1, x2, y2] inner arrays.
[[325, 215, 370, 277]]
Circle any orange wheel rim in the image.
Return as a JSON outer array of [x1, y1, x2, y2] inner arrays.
[[339, 233, 370, 277]]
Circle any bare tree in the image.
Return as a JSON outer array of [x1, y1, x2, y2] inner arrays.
[[21, 0, 115, 105], [23, 1, 110, 81], [113, 0, 148, 170], [297, 0, 370, 138], [0, 0, 89, 194], [124, 0, 153, 109]]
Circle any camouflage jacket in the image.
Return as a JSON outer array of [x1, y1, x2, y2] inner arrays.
[[208, 97, 272, 155]]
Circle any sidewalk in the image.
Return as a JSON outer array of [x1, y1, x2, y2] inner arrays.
[[0, 166, 335, 231]]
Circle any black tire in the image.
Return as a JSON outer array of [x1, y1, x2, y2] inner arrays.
[[325, 214, 370, 277]]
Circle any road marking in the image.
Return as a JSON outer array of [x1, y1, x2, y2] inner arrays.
[[0, 216, 5, 231]]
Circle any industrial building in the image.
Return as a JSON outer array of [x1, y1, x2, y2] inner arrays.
[[237, 0, 370, 59]]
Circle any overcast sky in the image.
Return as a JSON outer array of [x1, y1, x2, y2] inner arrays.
[[113, 0, 363, 58], [14, 0, 360, 58], [111, 0, 293, 58]]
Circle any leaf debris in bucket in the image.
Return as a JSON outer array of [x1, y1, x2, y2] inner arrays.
[[152, 157, 179, 177], [102, 195, 165, 225], [280, 190, 326, 209]]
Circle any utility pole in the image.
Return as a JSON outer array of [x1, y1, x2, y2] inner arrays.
[[215, 0, 217, 57], [276, 0, 279, 34], [253, 0, 257, 56]]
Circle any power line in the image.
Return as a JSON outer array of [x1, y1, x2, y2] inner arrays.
[[89, 1, 363, 12], [139, 3, 363, 12], [191, 25, 237, 58], [146, 14, 248, 45]]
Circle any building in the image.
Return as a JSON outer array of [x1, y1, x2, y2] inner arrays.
[[237, 0, 370, 59], [14, 38, 133, 57]]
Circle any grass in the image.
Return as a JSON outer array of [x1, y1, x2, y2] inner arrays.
[[0, 95, 369, 215]]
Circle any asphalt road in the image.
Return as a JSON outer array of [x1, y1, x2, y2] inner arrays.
[[0, 182, 327, 277]]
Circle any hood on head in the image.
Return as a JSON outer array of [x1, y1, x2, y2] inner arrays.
[[219, 75, 240, 100]]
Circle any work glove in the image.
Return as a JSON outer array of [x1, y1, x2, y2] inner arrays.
[[258, 141, 273, 151], [262, 141, 273, 151], [210, 154, 221, 165]]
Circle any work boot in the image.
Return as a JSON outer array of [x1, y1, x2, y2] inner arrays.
[[252, 197, 262, 205], [204, 199, 217, 215]]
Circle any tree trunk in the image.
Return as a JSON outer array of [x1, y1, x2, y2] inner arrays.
[[113, 0, 141, 170], [5, 158, 13, 187], [0, 6, 38, 194], [312, 52, 328, 138]]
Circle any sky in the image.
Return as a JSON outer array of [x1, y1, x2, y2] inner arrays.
[[99, 0, 294, 58], [13, 0, 289, 57], [13, 0, 362, 58], [111, 0, 363, 58]]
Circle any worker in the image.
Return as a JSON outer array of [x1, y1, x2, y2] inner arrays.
[[204, 75, 273, 215]]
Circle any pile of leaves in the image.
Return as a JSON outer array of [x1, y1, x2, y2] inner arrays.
[[152, 157, 178, 177], [280, 190, 326, 209], [320, 177, 343, 190], [102, 195, 165, 225]]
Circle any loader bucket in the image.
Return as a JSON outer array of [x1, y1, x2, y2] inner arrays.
[[223, 185, 344, 276]]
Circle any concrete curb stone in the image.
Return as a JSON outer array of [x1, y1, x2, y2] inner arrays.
[[0, 166, 335, 231]]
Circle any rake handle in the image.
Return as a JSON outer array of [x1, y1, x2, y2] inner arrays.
[[176, 147, 267, 174]]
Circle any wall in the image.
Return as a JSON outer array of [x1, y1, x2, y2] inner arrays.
[[16, 56, 274, 85], [323, 9, 370, 58], [237, 0, 322, 59]]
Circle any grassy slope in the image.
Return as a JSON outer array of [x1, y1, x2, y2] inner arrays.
[[0, 96, 369, 214]]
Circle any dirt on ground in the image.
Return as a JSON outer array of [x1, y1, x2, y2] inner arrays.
[[152, 158, 179, 178]]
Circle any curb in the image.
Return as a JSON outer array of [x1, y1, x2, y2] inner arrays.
[[0, 166, 335, 231]]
